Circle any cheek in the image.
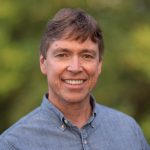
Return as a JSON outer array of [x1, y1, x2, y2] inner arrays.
[[46, 62, 66, 85], [85, 63, 101, 85], [86, 63, 100, 77], [46, 61, 63, 74]]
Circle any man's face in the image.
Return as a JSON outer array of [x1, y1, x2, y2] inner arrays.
[[40, 39, 102, 105]]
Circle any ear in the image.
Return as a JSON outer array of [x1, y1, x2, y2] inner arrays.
[[40, 55, 47, 75], [97, 61, 102, 75]]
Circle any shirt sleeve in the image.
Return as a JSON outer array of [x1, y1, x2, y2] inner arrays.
[[0, 137, 16, 150], [132, 119, 150, 150]]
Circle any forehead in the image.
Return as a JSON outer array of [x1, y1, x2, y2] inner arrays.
[[48, 39, 99, 52]]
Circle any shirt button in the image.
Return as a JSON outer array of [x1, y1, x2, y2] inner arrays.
[[91, 123, 95, 128], [61, 124, 65, 129], [83, 139, 87, 145]]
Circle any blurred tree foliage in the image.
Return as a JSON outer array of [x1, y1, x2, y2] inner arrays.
[[0, 0, 150, 143]]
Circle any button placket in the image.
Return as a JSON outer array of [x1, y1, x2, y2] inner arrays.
[[80, 128, 88, 149], [83, 139, 87, 145]]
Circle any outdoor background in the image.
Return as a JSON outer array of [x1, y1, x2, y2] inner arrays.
[[0, 0, 150, 143]]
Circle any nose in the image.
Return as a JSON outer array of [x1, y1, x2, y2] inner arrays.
[[67, 56, 82, 73]]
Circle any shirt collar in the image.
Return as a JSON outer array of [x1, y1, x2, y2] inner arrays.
[[41, 93, 65, 124], [41, 93, 97, 128]]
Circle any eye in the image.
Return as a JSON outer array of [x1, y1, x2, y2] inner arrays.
[[56, 53, 68, 58], [82, 53, 94, 59]]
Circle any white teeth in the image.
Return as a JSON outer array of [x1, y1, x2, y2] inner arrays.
[[64, 80, 84, 85]]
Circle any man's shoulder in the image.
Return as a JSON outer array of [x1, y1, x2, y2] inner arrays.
[[95, 102, 137, 126], [94, 103, 150, 149], [1, 107, 41, 137], [0, 107, 42, 149]]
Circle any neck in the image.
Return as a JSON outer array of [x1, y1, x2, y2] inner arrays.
[[61, 100, 92, 128], [48, 95, 92, 129]]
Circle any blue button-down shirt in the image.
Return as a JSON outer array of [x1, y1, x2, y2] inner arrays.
[[0, 94, 149, 150]]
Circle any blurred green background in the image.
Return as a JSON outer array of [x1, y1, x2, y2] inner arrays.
[[0, 0, 150, 143]]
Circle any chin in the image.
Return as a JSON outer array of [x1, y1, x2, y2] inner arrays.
[[62, 94, 89, 104]]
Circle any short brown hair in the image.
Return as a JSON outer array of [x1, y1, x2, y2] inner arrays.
[[40, 8, 104, 60]]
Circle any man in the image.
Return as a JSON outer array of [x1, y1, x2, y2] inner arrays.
[[0, 8, 149, 150]]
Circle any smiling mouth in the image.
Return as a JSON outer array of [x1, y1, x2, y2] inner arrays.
[[63, 79, 85, 85]]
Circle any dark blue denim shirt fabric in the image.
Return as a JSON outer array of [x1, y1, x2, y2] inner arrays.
[[0, 94, 149, 150]]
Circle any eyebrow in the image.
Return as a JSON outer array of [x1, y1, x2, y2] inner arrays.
[[52, 48, 70, 54], [52, 47, 97, 56]]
